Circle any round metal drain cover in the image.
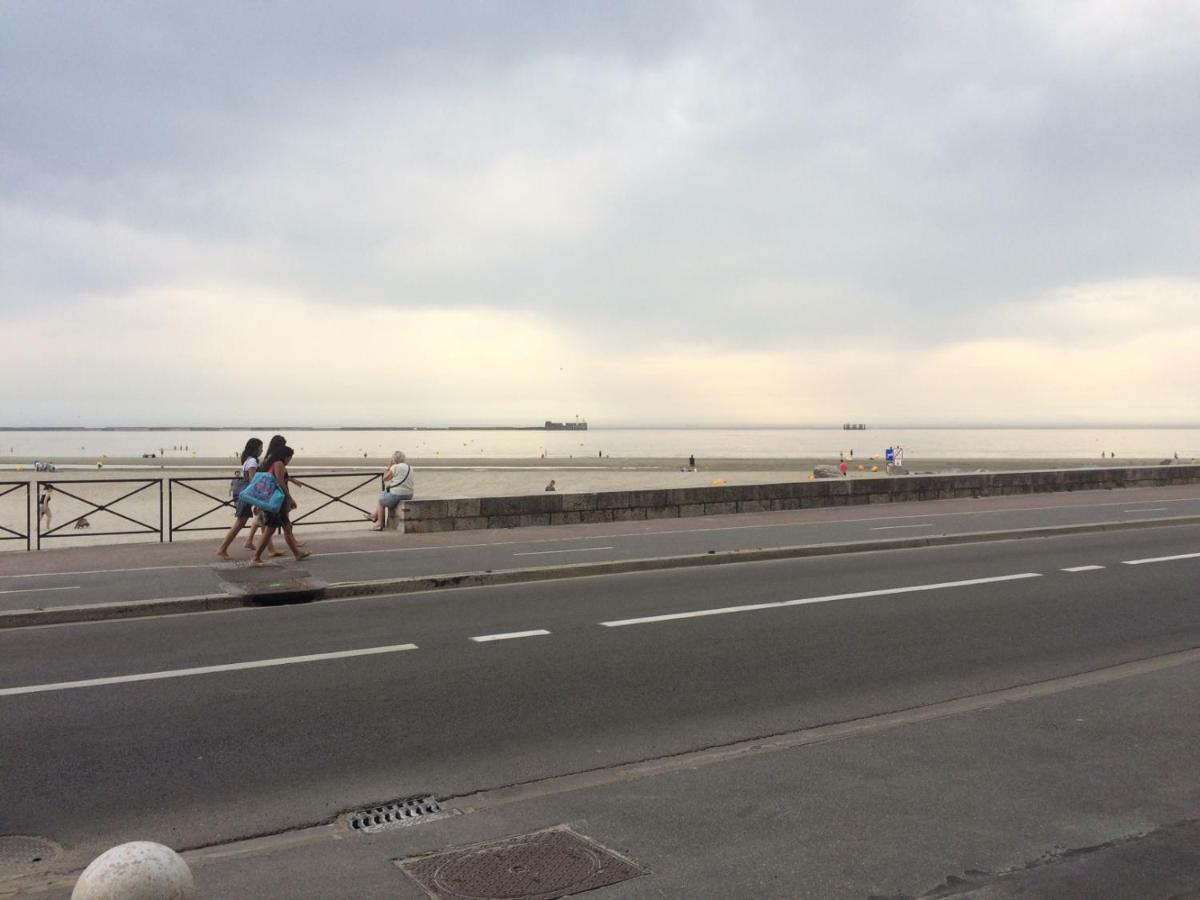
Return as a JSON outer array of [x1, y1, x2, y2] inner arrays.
[[0, 835, 61, 868]]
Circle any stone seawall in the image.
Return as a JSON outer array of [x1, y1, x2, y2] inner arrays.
[[398, 464, 1200, 533]]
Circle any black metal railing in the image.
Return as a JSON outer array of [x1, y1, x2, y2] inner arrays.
[[167, 471, 382, 540], [0, 481, 31, 551], [289, 472, 382, 528], [167, 476, 239, 540], [36, 478, 163, 550], [13, 472, 384, 549]]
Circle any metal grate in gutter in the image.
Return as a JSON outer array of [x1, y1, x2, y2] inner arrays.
[[345, 795, 444, 833]]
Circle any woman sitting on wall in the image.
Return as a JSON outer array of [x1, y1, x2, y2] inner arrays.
[[372, 451, 414, 530]]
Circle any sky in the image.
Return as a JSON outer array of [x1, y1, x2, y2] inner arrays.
[[2, 1, 1198, 427]]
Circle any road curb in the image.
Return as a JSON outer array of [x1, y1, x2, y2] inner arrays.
[[4, 515, 1199, 629]]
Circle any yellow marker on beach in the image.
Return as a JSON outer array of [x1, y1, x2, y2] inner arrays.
[[871, 465, 878, 472], [713, 478, 726, 485]]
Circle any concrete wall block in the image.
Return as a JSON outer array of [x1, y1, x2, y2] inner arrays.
[[683, 486, 734, 505], [518, 514, 552, 527], [597, 491, 635, 510], [480, 495, 562, 516], [486, 514, 524, 529], [703, 501, 738, 515], [446, 498, 482, 518], [550, 511, 582, 525], [407, 517, 456, 533], [405, 500, 450, 520], [452, 516, 489, 530], [736, 500, 772, 513], [678, 503, 707, 517], [611, 507, 648, 521], [560, 493, 599, 512], [645, 505, 680, 519], [580, 509, 615, 524], [868, 493, 891, 503], [627, 489, 670, 508]]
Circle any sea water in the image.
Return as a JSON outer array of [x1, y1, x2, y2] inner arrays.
[[1, 427, 1197, 463]]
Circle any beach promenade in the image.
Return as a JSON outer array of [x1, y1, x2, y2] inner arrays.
[[3, 483, 1200, 897]]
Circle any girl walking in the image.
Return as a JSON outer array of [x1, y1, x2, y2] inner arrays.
[[252, 443, 310, 564], [217, 437, 269, 560]]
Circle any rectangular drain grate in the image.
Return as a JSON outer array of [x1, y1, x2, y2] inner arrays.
[[396, 825, 647, 899], [346, 795, 443, 833]]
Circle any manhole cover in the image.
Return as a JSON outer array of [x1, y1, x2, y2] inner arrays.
[[397, 826, 646, 899], [0, 835, 61, 869]]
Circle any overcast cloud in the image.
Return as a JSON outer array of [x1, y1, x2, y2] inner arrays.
[[2, 1, 1198, 425]]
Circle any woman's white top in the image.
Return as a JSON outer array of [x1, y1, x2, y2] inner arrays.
[[388, 462, 414, 496]]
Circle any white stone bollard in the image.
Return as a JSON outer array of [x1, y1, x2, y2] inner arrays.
[[72, 841, 194, 900]]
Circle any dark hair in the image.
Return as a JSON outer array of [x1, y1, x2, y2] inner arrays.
[[262, 444, 294, 471], [240, 438, 264, 465]]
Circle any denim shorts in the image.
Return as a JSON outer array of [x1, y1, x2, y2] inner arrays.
[[379, 492, 405, 509]]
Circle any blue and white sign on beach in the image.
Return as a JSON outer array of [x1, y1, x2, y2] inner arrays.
[[885, 446, 895, 464]]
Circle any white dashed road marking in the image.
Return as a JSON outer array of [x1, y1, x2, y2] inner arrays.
[[470, 630, 552, 643], [870, 524, 934, 530], [513, 547, 614, 557], [1122, 552, 1200, 566], [0, 643, 419, 697], [0, 586, 81, 596], [601, 573, 1043, 627], [1062, 565, 1105, 573]]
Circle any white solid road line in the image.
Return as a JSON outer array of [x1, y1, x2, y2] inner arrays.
[[0, 643, 419, 698], [471, 629, 552, 642], [1122, 552, 1200, 566], [601, 573, 1043, 627], [513, 547, 615, 557], [0, 585, 80, 596], [1062, 565, 1105, 572], [1124, 508, 1168, 513], [870, 524, 933, 530]]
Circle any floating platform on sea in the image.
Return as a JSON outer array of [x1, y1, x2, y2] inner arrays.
[[842, 423, 867, 430]]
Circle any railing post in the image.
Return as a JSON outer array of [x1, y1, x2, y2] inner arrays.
[[35, 479, 42, 551], [160, 478, 165, 543], [25, 481, 31, 552]]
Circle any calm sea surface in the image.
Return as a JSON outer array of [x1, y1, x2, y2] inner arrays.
[[2, 428, 1197, 463]]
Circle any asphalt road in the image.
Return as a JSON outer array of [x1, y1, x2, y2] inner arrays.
[[1, 486, 1198, 611], [2, 522, 1198, 881]]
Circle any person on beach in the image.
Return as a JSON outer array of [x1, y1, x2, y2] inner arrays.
[[545, 479, 556, 491], [252, 444, 309, 563], [38, 484, 52, 529], [217, 437, 270, 560], [688, 454, 696, 470], [371, 451, 414, 530], [839, 459, 848, 477]]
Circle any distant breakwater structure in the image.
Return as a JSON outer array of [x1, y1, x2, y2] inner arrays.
[[1, 421, 589, 432]]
